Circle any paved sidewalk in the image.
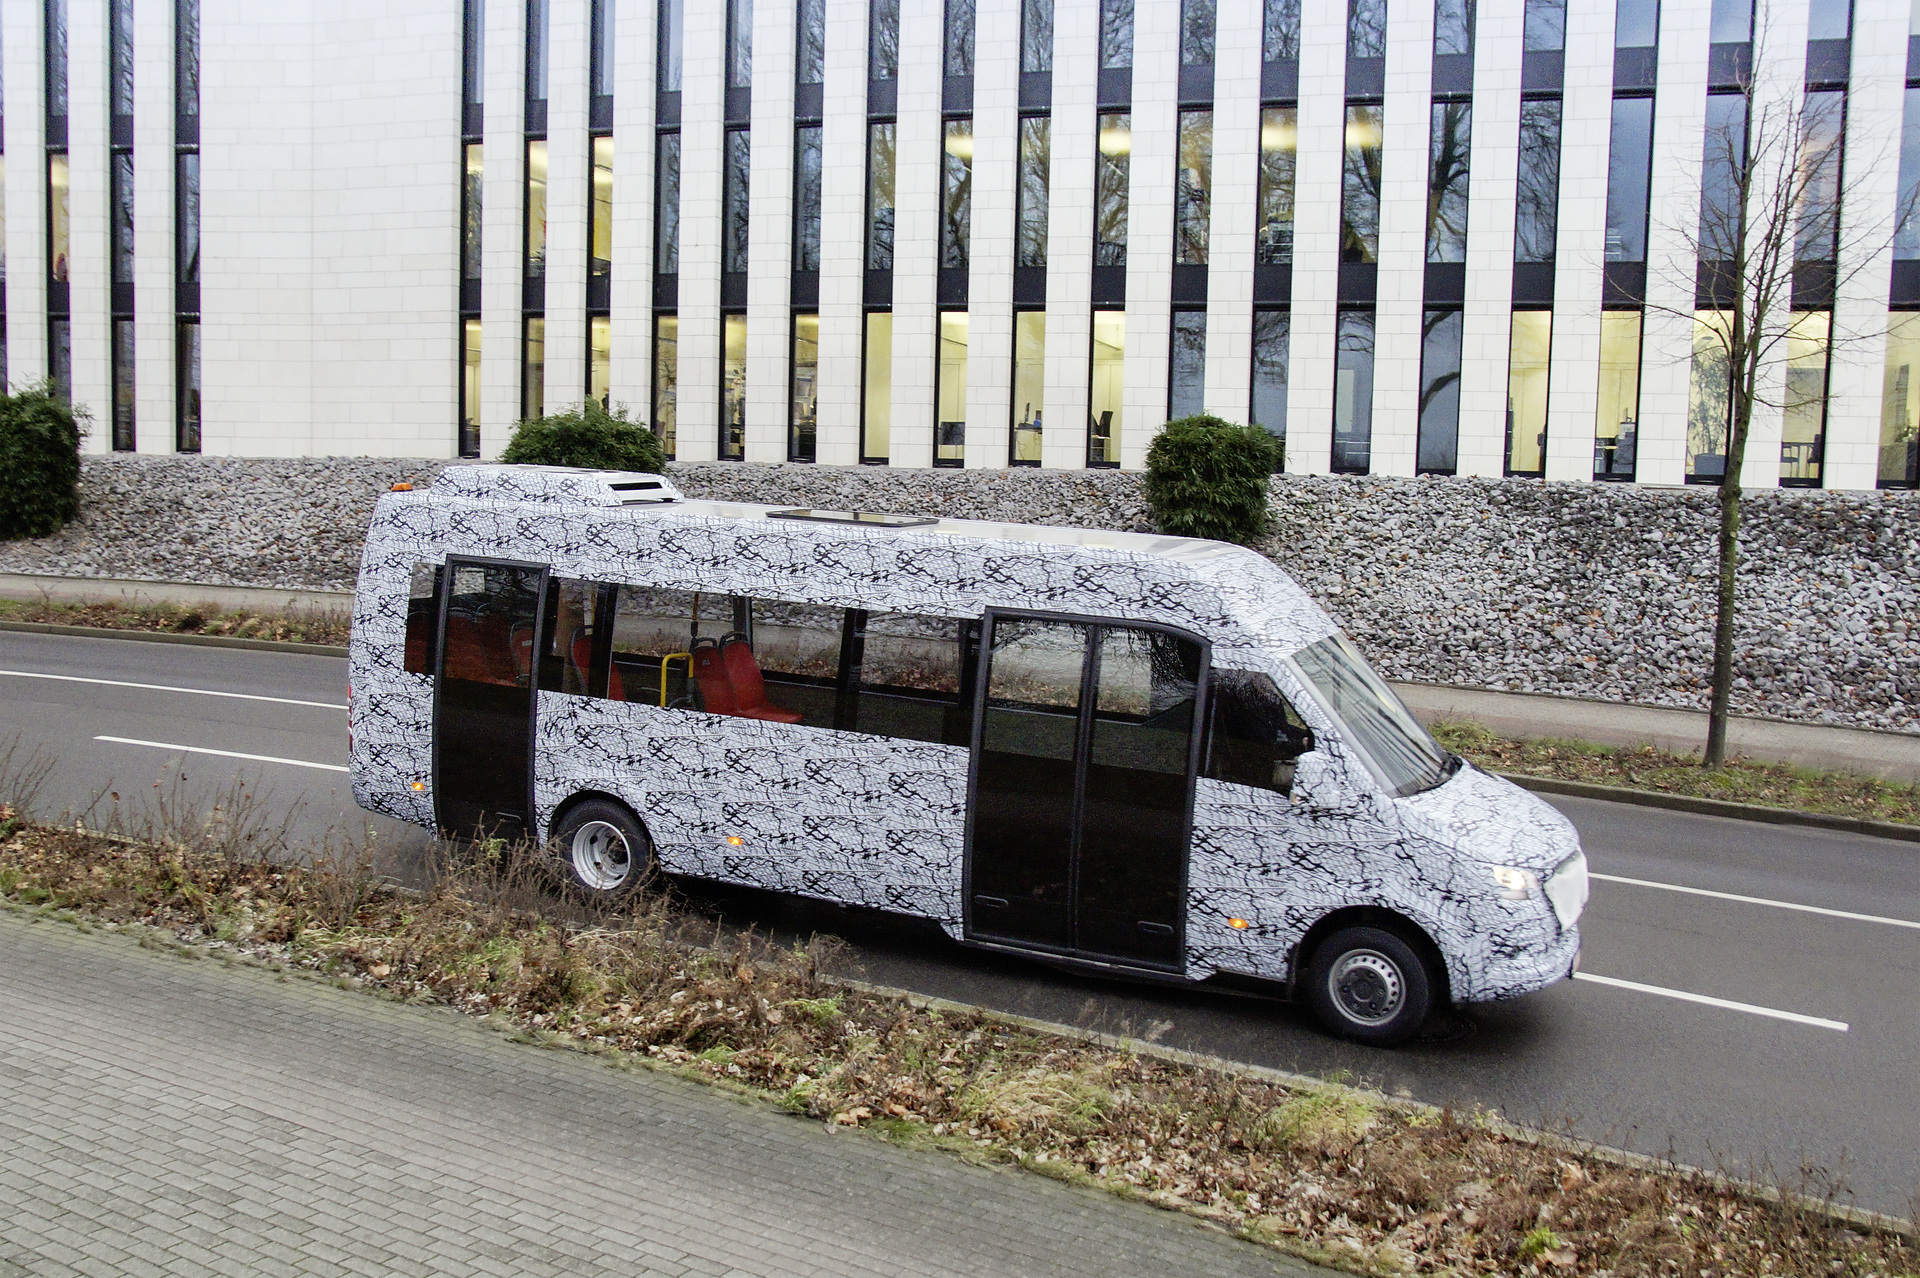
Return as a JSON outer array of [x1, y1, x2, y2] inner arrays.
[[0, 910, 1315, 1278]]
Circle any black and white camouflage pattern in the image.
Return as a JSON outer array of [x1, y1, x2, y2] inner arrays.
[[349, 467, 1581, 1005]]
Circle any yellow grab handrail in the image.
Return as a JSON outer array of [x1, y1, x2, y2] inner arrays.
[[659, 651, 693, 706]]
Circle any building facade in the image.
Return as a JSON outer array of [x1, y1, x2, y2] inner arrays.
[[3, 0, 1919, 489]]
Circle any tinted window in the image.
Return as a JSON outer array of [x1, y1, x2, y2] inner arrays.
[[404, 562, 444, 675], [1204, 670, 1314, 794]]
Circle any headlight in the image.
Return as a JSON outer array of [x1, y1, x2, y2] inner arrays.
[[1490, 865, 1539, 900]]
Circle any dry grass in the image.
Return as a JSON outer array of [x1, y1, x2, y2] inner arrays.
[[0, 595, 349, 646], [0, 790, 1911, 1276], [1433, 720, 1920, 828]]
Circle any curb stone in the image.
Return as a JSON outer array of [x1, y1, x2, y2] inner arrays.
[[0, 618, 349, 657]]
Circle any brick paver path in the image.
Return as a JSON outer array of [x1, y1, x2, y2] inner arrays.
[[0, 911, 1320, 1277]]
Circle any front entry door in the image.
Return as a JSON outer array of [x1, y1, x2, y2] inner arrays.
[[966, 613, 1207, 970], [434, 558, 549, 840]]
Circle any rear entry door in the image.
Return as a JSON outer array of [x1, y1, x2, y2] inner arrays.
[[434, 557, 549, 841]]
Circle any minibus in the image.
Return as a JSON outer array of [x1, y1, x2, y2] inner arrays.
[[349, 465, 1587, 1046]]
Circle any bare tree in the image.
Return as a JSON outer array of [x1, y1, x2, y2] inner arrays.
[[1651, 30, 1904, 768]]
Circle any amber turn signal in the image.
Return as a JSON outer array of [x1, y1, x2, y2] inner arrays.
[[410, 781, 426, 791], [1228, 918, 1249, 929], [726, 835, 746, 846], [391, 482, 413, 492]]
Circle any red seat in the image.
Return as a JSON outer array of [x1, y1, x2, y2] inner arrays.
[[570, 629, 625, 700], [719, 636, 804, 724], [689, 640, 738, 715]]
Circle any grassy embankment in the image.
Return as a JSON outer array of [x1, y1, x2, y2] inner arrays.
[[1433, 721, 1920, 828], [0, 596, 349, 647], [0, 758, 1910, 1278]]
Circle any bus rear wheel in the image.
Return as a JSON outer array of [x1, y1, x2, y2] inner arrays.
[[1304, 925, 1436, 1047], [551, 799, 654, 905]]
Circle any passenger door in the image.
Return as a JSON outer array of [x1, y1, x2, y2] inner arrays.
[[434, 557, 549, 840], [965, 612, 1206, 971]]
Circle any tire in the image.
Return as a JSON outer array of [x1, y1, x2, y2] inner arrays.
[[1304, 925, 1437, 1047], [549, 799, 654, 905]]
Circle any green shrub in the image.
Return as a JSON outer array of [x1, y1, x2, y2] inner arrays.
[[498, 401, 666, 474], [1142, 414, 1280, 545], [0, 385, 86, 540]]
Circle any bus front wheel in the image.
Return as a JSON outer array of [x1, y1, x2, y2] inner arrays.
[[1304, 925, 1436, 1047], [551, 799, 655, 904]]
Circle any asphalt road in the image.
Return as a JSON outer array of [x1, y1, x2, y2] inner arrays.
[[4, 630, 1916, 1217]]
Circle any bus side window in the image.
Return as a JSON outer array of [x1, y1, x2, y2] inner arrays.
[[538, 579, 602, 696], [855, 612, 968, 744], [403, 563, 443, 675], [749, 598, 844, 726], [608, 585, 713, 705], [1203, 671, 1315, 795]]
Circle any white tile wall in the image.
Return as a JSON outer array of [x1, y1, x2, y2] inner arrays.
[[0, 0, 1909, 491]]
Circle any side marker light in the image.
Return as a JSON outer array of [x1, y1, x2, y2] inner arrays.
[[726, 835, 746, 846], [1228, 918, 1249, 930], [410, 781, 427, 792], [391, 482, 414, 492]]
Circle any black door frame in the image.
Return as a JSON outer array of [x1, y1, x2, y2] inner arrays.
[[960, 607, 1211, 971], [432, 554, 551, 837]]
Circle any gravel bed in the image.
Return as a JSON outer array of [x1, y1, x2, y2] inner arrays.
[[2, 455, 1912, 735]]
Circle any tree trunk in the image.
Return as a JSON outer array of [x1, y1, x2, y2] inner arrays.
[[1705, 377, 1755, 770]]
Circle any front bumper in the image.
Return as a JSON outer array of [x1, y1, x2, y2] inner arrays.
[[1457, 922, 1582, 1005]]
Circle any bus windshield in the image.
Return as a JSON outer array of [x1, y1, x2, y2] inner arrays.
[[1289, 634, 1457, 797]]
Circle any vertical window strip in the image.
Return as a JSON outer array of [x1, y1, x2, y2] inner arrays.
[[1257, 107, 1296, 265], [946, 0, 976, 78], [463, 143, 485, 284], [1095, 113, 1130, 266], [590, 0, 614, 105], [1175, 110, 1212, 266], [176, 319, 202, 453], [1263, 0, 1301, 63], [654, 314, 679, 459], [1426, 101, 1471, 263], [659, 0, 684, 93], [1341, 105, 1382, 263], [110, 0, 135, 126], [111, 153, 135, 288], [935, 312, 967, 466], [1348, 0, 1387, 60], [1169, 311, 1207, 418], [462, 319, 483, 458], [1687, 309, 1733, 482], [1433, 0, 1474, 56], [723, 129, 751, 275], [1016, 116, 1050, 268], [526, 0, 550, 118], [796, 0, 826, 85], [1604, 96, 1654, 262], [526, 139, 549, 278], [863, 311, 893, 462], [794, 125, 823, 272], [1506, 311, 1552, 476], [464, 0, 487, 129], [1595, 310, 1642, 479], [1011, 311, 1045, 464], [176, 0, 199, 137], [868, 121, 896, 271], [1795, 90, 1845, 267], [656, 132, 681, 275], [1181, 0, 1216, 67], [1614, 0, 1657, 48], [728, 0, 753, 89], [1089, 311, 1125, 466], [721, 313, 747, 458], [590, 135, 613, 280], [45, 0, 68, 133], [588, 315, 612, 409], [1021, 0, 1054, 74], [1879, 313, 1920, 487], [870, 0, 900, 81], [1417, 309, 1463, 473], [1514, 100, 1561, 263], [1250, 309, 1289, 468], [1100, 0, 1133, 70], [112, 319, 136, 451], [790, 313, 820, 461], [524, 317, 547, 420], [1332, 309, 1374, 473], [47, 153, 69, 290], [1781, 311, 1830, 486], [942, 119, 973, 270]]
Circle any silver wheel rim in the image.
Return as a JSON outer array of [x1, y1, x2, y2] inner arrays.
[[1329, 949, 1405, 1026], [570, 821, 633, 891]]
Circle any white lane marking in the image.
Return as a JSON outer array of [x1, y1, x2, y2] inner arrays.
[[1573, 972, 1848, 1032], [0, 668, 346, 710], [93, 736, 348, 774], [1591, 871, 1920, 931]]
